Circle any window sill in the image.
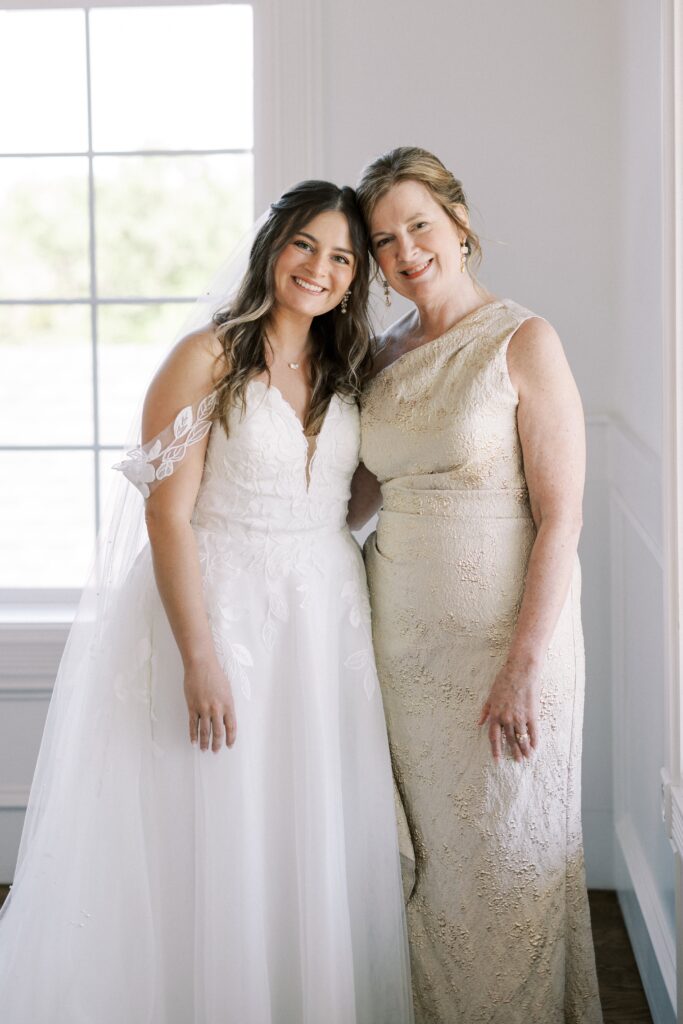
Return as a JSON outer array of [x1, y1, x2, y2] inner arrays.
[[0, 604, 77, 628]]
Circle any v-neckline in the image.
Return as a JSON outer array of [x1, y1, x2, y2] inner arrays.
[[248, 379, 334, 491]]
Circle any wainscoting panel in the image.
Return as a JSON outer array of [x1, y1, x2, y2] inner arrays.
[[609, 417, 676, 1022]]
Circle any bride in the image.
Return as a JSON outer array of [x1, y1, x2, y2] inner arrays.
[[0, 180, 413, 1024]]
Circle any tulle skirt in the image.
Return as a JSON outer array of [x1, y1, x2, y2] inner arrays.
[[0, 526, 413, 1023]]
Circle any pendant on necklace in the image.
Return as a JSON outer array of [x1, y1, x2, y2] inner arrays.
[[288, 361, 300, 370]]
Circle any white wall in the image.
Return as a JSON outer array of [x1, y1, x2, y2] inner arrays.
[[320, 0, 623, 888], [320, 0, 621, 417]]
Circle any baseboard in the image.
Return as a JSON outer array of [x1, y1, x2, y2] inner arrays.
[[616, 817, 676, 1024]]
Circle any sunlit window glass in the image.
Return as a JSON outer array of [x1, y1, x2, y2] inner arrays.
[[0, 9, 88, 154], [90, 5, 253, 152], [0, 4, 254, 592]]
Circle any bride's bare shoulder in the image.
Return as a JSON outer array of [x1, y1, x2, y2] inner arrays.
[[370, 311, 415, 379], [151, 323, 225, 392], [142, 323, 226, 438]]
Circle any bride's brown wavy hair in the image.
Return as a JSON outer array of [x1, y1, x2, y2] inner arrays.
[[211, 180, 373, 436]]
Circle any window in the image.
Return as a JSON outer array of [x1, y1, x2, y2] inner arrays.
[[0, 2, 254, 593]]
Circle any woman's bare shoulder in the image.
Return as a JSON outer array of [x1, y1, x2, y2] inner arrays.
[[506, 315, 566, 376], [152, 323, 225, 391], [142, 323, 226, 438]]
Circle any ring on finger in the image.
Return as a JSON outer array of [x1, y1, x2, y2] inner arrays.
[[515, 731, 529, 744]]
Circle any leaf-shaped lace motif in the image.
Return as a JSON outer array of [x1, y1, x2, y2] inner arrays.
[[341, 576, 377, 699], [114, 391, 218, 498], [173, 405, 193, 440]]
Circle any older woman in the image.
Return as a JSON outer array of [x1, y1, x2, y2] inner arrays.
[[349, 147, 602, 1023]]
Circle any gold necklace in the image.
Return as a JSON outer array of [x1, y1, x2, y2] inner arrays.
[[265, 330, 307, 371]]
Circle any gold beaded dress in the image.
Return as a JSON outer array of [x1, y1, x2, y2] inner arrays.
[[360, 299, 602, 1023]]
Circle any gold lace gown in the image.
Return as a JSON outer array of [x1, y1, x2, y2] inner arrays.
[[360, 299, 602, 1023]]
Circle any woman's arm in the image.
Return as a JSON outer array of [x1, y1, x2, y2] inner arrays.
[[478, 317, 585, 762], [346, 325, 403, 531], [347, 462, 382, 531], [143, 327, 236, 753]]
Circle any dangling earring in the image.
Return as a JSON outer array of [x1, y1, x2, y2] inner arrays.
[[460, 238, 469, 274], [382, 277, 391, 307], [340, 289, 351, 314]]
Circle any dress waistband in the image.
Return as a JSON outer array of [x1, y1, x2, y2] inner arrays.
[[380, 485, 532, 519], [191, 510, 348, 536]]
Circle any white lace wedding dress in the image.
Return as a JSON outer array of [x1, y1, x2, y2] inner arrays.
[[0, 380, 413, 1024]]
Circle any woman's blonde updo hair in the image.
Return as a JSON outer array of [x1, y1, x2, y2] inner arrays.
[[356, 146, 481, 271]]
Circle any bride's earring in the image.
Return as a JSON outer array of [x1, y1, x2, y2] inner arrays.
[[460, 238, 469, 274], [340, 289, 351, 315], [382, 277, 391, 307]]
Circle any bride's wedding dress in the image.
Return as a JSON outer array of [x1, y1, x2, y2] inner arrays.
[[0, 380, 413, 1024]]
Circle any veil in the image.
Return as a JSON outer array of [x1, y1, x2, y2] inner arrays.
[[0, 213, 271, 992]]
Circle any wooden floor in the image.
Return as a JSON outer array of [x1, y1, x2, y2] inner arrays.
[[0, 885, 654, 1020], [589, 890, 654, 1023]]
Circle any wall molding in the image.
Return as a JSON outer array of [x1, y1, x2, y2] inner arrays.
[[253, 0, 323, 211], [610, 488, 663, 569], [609, 417, 663, 559], [616, 817, 677, 1022], [607, 409, 675, 1018]]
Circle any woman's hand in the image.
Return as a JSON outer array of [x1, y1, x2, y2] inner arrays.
[[183, 654, 237, 752], [478, 657, 541, 763]]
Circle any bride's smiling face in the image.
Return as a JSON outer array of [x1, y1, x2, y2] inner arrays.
[[273, 210, 356, 318], [370, 179, 466, 303]]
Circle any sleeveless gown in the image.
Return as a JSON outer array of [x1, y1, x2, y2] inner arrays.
[[360, 300, 602, 1023], [0, 380, 413, 1024]]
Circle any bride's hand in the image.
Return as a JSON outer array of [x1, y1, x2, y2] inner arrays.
[[183, 654, 237, 752], [477, 659, 541, 763]]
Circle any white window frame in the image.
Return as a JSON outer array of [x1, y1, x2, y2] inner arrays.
[[0, 0, 323, 628]]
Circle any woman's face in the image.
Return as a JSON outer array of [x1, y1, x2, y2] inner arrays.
[[369, 179, 466, 304], [273, 210, 356, 319]]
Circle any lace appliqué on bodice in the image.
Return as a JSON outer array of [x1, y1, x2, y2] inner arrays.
[[113, 381, 374, 707], [189, 384, 365, 699]]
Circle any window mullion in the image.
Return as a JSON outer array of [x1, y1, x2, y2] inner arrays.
[[84, 8, 101, 535]]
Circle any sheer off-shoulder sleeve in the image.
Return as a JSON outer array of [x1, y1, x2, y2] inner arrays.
[[113, 391, 218, 499]]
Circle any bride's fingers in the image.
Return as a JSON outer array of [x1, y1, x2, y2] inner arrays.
[[210, 713, 224, 753], [199, 714, 211, 751], [189, 713, 199, 746], [224, 711, 237, 748]]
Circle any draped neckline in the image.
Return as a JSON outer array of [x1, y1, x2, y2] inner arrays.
[[370, 298, 505, 384]]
